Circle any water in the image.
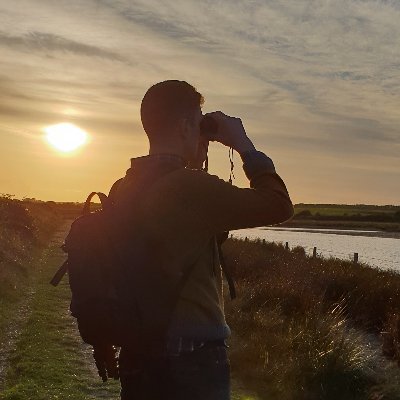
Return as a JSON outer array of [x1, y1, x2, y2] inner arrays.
[[230, 227, 400, 272]]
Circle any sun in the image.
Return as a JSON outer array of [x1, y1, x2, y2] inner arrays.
[[44, 123, 88, 153]]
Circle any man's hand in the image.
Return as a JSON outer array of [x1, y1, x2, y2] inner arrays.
[[204, 111, 255, 154]]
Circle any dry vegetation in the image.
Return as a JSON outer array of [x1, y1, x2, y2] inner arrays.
[[1, 196, 53, 297], [223, 237, 400, 399]]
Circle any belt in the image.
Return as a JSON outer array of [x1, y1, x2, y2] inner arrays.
[[166, 338, 228, 356]]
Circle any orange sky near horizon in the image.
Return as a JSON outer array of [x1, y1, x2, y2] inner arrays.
[[0, 1, 399, 205]]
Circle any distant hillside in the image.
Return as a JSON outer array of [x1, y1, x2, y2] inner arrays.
[[295, 203, 400, 213], [291, 204, 400, 229]]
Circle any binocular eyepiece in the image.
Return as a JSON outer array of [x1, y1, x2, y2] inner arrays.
[[199, 115, 218, 141]]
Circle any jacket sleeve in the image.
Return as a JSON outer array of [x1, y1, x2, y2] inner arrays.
[[187, 150, 294, 234]]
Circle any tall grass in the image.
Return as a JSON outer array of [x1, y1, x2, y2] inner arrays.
[[223, 238, 400, 399]]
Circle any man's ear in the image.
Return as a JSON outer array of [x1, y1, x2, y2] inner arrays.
[[177, 117, 190, 141]]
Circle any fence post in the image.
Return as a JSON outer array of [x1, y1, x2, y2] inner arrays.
[[285, 242, 289, 250], [354, 253, 358, 264], [245, 237, 248, 242], [313, 247, 317, 258], [262, 239, 266, 245]]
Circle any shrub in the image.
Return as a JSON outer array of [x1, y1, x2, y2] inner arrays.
[[0, 195, 61, 298]]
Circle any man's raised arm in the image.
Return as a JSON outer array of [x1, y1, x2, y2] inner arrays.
[[188, 111, 294, 234]]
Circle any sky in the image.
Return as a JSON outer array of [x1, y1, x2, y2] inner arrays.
[[0, 0, 399, 204]]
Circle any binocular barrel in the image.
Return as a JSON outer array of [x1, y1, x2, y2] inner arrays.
[[200, 115, 218, 140]]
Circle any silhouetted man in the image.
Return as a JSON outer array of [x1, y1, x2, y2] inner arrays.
[[111, 80, 293, 400]]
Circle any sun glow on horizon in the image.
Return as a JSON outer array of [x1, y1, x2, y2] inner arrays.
[[44, 123, 88, 153]]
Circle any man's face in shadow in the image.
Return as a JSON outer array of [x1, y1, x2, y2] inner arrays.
[[185, 108, 209, 169]]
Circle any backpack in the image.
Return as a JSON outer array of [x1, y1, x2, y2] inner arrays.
[[51, 192, 135, 347], [49, 176, 204, 381]]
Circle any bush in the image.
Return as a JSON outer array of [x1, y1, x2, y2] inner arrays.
[[0, 195, 61, 298], [0, 195, 35, 240]]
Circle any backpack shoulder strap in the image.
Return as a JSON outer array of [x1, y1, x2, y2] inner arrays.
[[82, 192, 109, 215], [216, 239, 236, 300], [50, 260, 69, 287]]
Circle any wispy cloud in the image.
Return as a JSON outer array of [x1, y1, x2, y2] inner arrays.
[[0, 31, 128, 63], [0, 0, 399, 202]]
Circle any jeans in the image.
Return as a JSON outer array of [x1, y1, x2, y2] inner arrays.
[[119, 344, 230, 400]]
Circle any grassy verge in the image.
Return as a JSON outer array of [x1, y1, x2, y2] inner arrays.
[[223, 237, 400, 399], [0, 223, 120, 400], [0, 196, 62, 361]]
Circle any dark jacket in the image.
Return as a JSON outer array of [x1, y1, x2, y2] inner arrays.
[[111, 150, 293, 341]]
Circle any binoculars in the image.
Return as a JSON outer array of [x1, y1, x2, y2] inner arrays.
[[200, 115, 218, 141]]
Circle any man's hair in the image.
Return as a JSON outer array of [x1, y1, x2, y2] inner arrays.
[[141, 80, 204, 141]]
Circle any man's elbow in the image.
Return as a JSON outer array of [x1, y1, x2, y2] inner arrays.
[[269, 197, 294, 225], [280, 200, 294, 223]]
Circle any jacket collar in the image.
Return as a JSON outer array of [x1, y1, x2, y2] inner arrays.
[[130, 153, 188, 169]]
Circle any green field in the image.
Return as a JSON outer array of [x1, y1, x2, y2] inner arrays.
[[294, 203, 400, 217], [289, 204, 400, 232]]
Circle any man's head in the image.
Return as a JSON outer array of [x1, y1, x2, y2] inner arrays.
[[141, 80, 206, 164]]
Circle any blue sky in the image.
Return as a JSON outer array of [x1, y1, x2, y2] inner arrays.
[[0, 0, 399, 203]]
